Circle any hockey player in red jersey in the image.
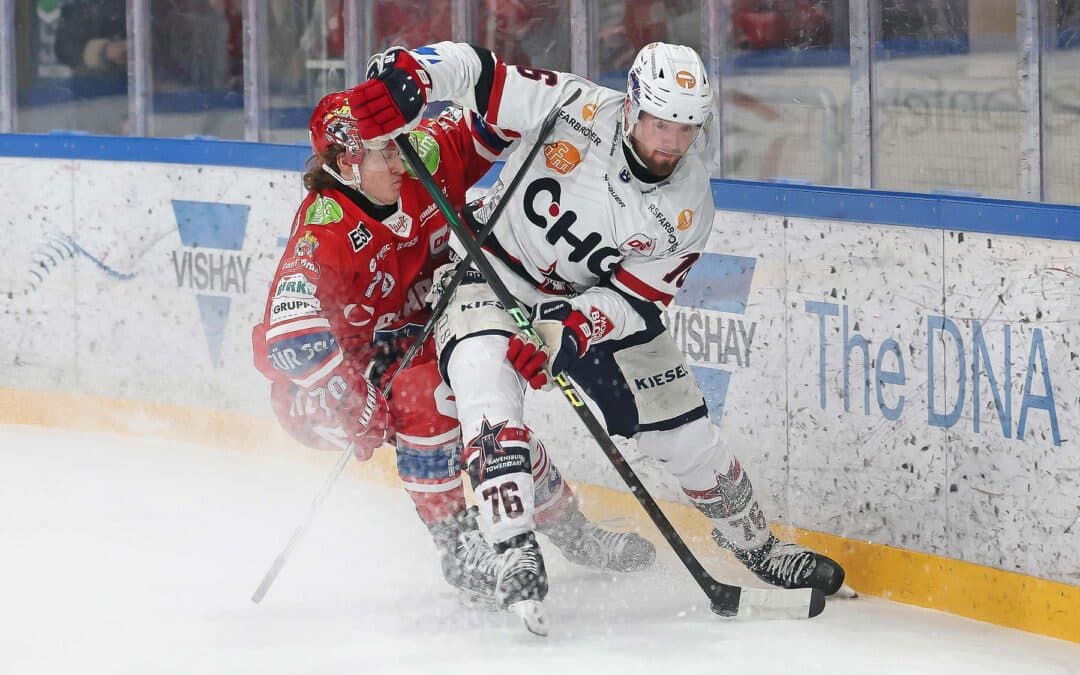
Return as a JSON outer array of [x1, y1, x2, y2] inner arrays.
[[252, 85, 655, 607], [345, 41, 845, 625]]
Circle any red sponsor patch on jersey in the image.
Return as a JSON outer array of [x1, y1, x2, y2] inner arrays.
[[620, 234, 656, 256], [589, 307, 615, 340]]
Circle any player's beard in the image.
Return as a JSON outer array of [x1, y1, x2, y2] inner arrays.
[[640, 149, 682, 177]]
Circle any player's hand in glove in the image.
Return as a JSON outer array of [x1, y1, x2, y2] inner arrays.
[[335, 374, 395, 461], [506, 300, 593, 390], [348, 47, 430, 144], [271, 371, 394, 462]]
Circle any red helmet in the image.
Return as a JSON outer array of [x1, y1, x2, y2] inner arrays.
[[308, 90, 364, 161]]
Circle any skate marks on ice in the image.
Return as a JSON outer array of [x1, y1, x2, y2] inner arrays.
[[2, 425, 1079, 675]]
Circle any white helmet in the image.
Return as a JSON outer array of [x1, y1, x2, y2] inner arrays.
[[624, 43, 713, 151]]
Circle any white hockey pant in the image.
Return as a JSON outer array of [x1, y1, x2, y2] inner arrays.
[[446, 334, 573, 544]]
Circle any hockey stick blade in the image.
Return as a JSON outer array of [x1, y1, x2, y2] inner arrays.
[[396, 130, 826, 622], [721, 587, 825, 620]]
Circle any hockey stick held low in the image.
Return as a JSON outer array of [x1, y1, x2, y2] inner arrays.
[[396, 131, 826, 621]]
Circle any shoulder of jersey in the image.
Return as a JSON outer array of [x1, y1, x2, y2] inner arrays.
[[535, 88, 624, 178], [293, 190, 382, 256], [298, 191, 349, 229], [558, 85, 620, 130], [654, 174, 714, 240]]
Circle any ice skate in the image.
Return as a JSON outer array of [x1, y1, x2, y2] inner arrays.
[[428, 506, 499, 605], [713, 530, 845, 595], [542, 506, 655, 573], [494, 532, 549, 636]]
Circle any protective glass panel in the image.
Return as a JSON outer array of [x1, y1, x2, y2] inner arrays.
[[472, 0, 571, 71], [873, 0, 1020, 198], [149, 0, 244, 139], [371, 0, 452, 51], [15, 0, 129, 134], [721, 0, 851, 185], [1044, 0, 1080, 205], [595, 0, 703, 90], [266, 0, 345, 144]]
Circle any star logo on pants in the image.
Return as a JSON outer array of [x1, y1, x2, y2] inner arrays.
[[469, 417, 509, 458]]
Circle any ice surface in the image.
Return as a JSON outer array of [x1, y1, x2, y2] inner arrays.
[[2, 425, 1077, 674]]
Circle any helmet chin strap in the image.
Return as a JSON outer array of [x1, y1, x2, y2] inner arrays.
[[620, 108, 649, 167], [623, 135, 652, 171], [321, 161, 361, 189], [321, 161, 393, 205]]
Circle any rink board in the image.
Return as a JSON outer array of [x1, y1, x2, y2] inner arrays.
[[0, 135, 1078, 641]]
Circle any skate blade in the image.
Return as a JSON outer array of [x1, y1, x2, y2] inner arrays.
[[833, 583, 859, 599], [508, 599, 549, 637]]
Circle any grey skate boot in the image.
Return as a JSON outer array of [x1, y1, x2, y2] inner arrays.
[[541, 505, 656, 572], [712, 530, 845, 595], [427, 506, 500, 604], [493, 531, 549, 636]]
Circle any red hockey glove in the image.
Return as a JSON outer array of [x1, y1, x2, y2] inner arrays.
[[335, 374, 395, 461], [506, 300, 593, 390], [271, 369, 394, 462], [348, 49, 429, 144]]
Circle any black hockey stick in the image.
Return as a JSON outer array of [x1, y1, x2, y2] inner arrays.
[[382, 88, 582, 397], [397, 134, 826, 621], [250, 90, 583, 604]]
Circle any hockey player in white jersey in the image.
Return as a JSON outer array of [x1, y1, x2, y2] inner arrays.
[[348, 41, 845, 619]]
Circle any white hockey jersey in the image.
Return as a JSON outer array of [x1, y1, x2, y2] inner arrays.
[[415, 41, 716, 342]]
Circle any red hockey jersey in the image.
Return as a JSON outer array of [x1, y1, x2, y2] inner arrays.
[[254, 108, 508, 391]]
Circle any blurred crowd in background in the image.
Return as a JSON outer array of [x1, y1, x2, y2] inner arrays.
[[7, 1, 1080, 203], [12, 0, 993, 132]]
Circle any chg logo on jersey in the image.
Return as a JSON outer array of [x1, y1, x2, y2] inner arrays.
[[543, 140, 582, 175], [582, 103, 597, 121], [523, 177, 621, 278], [170, 200, 253, 369]]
